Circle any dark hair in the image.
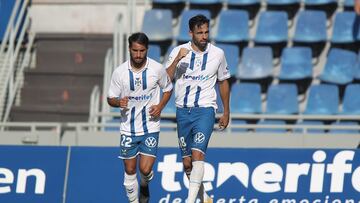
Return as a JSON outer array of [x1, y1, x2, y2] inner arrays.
[[188, 14, 210, 31], [128, 32, 149, 49]]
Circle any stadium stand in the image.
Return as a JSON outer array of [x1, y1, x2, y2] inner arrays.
[[331, 11, 359, 52], [303, 0, 338, 18], [188, 0, 223, 19], [0, 0, 359, 150], [148, 44, 162, 63], [265, 84, 299, 115]]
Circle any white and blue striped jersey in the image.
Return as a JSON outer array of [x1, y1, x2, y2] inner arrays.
[[165, 42, 230, 110], [108, 58, 173, 136]]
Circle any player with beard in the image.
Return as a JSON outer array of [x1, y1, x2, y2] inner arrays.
[[108, 32, 173, 203], [165, 14, 230, 203]]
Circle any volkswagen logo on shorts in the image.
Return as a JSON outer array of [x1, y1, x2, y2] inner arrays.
[[145, 137, 157, 148], [194, 132, 205, 144]]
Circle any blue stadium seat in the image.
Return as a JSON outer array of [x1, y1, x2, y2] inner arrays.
[[266, 84, 299, 114], [342, 84, 360, 115], [142, 9, 173, 42], [148, 44, 162, 63], [303, 0, 338, 18], [331, 11, 359, 52], [188, 0, 223, 18], [104, 107, 121, 132], [214, 10, 249, 44], [177, 9, 211, 43], [293, 120, 325, 134], [304, 84, 339, 115], [237, 47, 273, 80], [255, 120, 287, 133], [266, 0, 300, 19], [230, 83, 262, 114], [343, 0, 354, 10], [254, 11, 288, 57], [293, 10, 327, 57], [226, 0, 261, 20], [152, 0, 186, 18], [278, 47, 313, 80], [216, 43, 239, 77], [328, 121, 359, 134], [319, 48, 357, 85], [355, 61, 360, 81]]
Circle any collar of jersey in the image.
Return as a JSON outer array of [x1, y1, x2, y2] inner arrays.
[[127, 57, 149, 73]]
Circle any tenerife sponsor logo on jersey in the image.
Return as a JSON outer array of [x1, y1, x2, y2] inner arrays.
[[128, 94, 152, 101], [182, 74, 209, 81], [156, 150, 360, 202]]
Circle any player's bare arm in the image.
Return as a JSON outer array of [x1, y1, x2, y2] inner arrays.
[[107, 97, 129, 108], [355, 0, 360, 15], [218, 79, 230, 130], [149, 90, 172, 118], [166, 48, 189, 80]]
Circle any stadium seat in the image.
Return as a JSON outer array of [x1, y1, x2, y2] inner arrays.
[[230, 83, 262, 114], [237, 46, 273, 83], [148, 44, 162, 63], [328, 121, 359, 134], [343, 0, 354, 11], [255, 120, 287, 133], [331, 11, 359, 52], [342, 84, 360, 115], [214, 10, 249, 45], [303, 0, 338, 18], [177, 9, 211, 44], [226, 0, 261, 20], [142, 9, 173, 42], [188, 0, 223, 19], [254, 11, 288, 57], [266, 84, 299, 115], [266, 0, 300, 19], [293, 120, 325, 134], [230, 119, 249, 132], [293, 10, 327, 57], [152, 0, 186, 18], [304, 84, 339, 115], [278, 47, 312, 80], [355, 61, 360, 81], [319, 48, 357, 85], [216, 43, 239, 77], [278, 47, 313, 94]]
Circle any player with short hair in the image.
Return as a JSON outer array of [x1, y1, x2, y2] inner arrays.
[[165, 14, 230, 203], [107, 32, 173, 203]]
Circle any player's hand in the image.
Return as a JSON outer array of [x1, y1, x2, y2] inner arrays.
[[218, 113, 229, 130], [149, 105, 162, 118], [176, 48, 190, 61], [118, 97, 129, 108]]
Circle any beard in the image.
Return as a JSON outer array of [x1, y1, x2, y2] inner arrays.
[[193, 39, 208, 51], [130, 56, 146, 68]]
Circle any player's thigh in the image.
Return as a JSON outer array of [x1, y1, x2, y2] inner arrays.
[[123, 158, 137, 174], [139, 154, 156, 175]]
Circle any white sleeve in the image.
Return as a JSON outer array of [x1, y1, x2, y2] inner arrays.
[[107, 70, 122, 98], [217, 51, 231, 81], [158, 67, 173, 92], [165, 47, 180, 69]]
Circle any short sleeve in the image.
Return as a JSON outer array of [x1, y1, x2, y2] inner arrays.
[[217, 51, 231, 81], [107, 69, 122, 98], [165, 46, 180, 69], [158, 67, 173, 92]]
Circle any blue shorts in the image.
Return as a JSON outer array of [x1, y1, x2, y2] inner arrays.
[[176, 107, 215, 157], [118, 132, 159, 159]]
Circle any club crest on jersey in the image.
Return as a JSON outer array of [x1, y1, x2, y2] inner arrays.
[[135, 77, 142, 87], [195, 58, 202, 68]]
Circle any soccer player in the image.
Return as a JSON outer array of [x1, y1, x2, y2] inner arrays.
[[107, 32, 173, 203], [165, 14, 230, 203]]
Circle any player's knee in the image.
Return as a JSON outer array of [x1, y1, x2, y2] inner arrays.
[[139, 167, 152, 177], [124, 167, 137, 175], [140, 170, 154, 183]]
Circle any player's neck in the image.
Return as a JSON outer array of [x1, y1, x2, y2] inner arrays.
[[130, 59, 147, 72], [190, 43, 207, 53]]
